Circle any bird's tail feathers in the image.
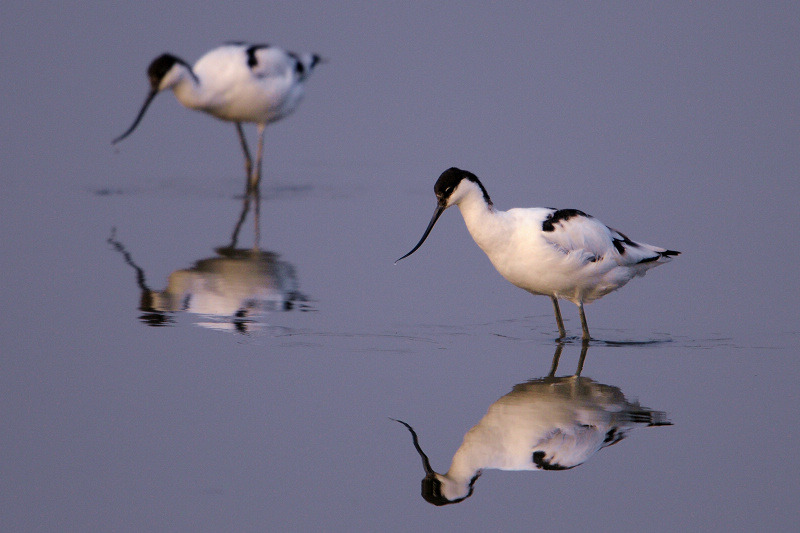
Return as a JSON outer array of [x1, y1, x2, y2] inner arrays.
[[635, 243, 681, 265], [628, 409, 672, 427]]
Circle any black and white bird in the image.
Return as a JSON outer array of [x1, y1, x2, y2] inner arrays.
[[113, 42, 322, 190], [393, 364, 671, 505], [397, 167, 680, 340]]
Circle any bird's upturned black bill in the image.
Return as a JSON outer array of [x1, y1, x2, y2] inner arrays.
[[112, 89, 158, 145], [390, 418, 434, 475], [395, 205, 445, 263]]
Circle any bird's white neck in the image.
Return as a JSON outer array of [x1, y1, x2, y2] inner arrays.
[[445, 449, 485, 484], [438, 428, 497, 500], [455, 189, 507, 254], [166, 66, 207, 110]]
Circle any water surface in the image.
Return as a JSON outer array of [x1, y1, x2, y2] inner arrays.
[[2, 3, 799, 532]]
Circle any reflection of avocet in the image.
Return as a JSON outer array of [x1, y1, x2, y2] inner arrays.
[[393, 343, 671, 505], [107, 190, 309, 332], [109, 238, 309, 332], [113, 42, 322, 191], [397, 168, 680, 340]]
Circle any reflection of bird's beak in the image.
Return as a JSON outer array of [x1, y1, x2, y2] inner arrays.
[[390, 418, 435, 475], [395, 204, 445, 263], [112, 88, 158, 145]]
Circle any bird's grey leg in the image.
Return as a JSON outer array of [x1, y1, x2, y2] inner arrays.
[[575, 338, 589, 375], [250, 123, 266, 192], [253, 183, 261, 249], [235, 123, 253, 188], [548, 342, 565, 377], [551, 296, 567, 339], [578, 301, 591, 340], [227, 191, 251, 249]]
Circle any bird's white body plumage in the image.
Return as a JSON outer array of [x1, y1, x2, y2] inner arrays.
[[434, 375, 668, 501], [164, 45, 311, 125], [397, 168, 679, 339], [454, 181, 673, 304], [114, 42, 321, 190]]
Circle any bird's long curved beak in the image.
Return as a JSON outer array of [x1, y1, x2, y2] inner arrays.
[[395, 204, 445, 263], [112, 89, 158, 145], [390, 418, 435, 475]]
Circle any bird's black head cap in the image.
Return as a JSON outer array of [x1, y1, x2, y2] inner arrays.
[[147, 54, 186, 89], [434, 167, 492, 207], [421, 472, 479, 506]]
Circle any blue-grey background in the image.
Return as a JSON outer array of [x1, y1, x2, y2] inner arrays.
[[2, 2, 798, 531]]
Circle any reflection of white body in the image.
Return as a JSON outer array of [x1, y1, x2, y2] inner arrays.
[[148, 249, 304, 317], [395, 373, 669, 505], [398, 168, 679, 339], [113, 43, 322, 188], [108, 195, 308, 331]]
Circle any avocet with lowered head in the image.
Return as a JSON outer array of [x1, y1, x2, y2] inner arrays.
[[397, 167, 680, 340], [113, 42, 322, 191]]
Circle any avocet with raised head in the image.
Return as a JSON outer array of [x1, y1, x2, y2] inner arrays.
[[113, 42, 322, 190], [397, 167, 680, 340]]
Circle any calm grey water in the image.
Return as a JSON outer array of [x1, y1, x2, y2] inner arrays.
[[2, 3, 799, 532]]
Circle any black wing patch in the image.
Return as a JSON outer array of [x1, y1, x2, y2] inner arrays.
[[611, 229, 641, 255], [532, 451, 577, 471], [542, 209, 590, 232], [245, 44, 271, 69], [287, 52, 305, 76], [603, 428, 627, 446], [287, 52, 321, 80]]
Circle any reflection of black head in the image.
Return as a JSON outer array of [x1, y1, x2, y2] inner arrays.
[[138, 290, 172, 326], [233, 311, 250, 334], [421, 471, 479, 506], [392, 418, 480, 506], [138, 311, 172, 326]]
